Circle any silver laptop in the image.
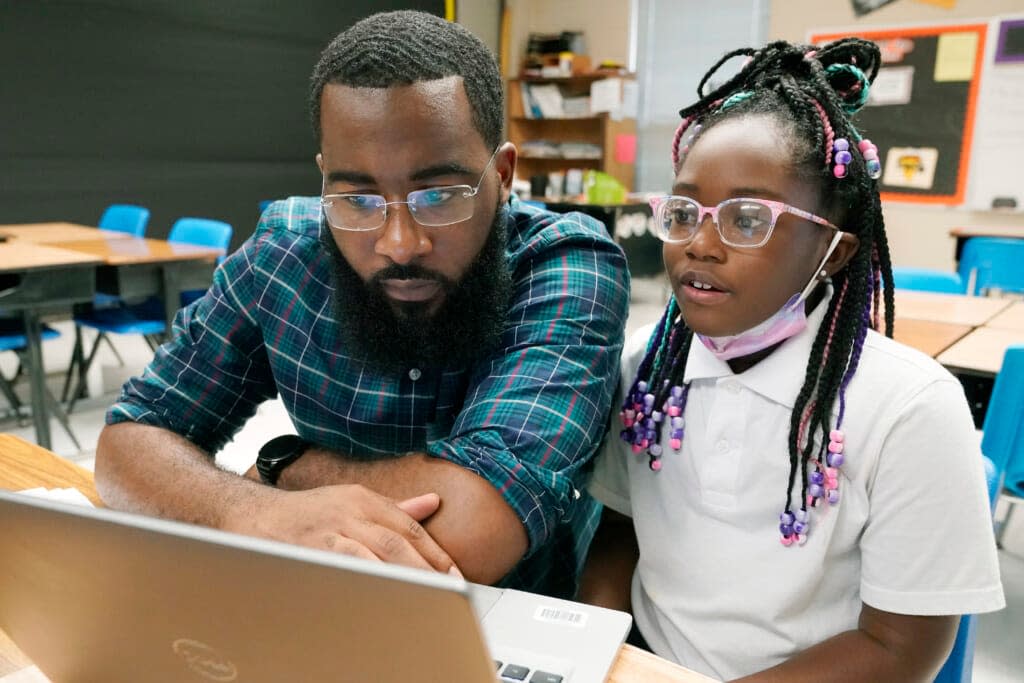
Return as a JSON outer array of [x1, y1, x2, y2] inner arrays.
[[0, 490, 630, 683]]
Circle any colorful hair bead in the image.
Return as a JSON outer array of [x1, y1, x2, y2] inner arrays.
[[858, 139, 883, 180], [832, 138, 850, 179]]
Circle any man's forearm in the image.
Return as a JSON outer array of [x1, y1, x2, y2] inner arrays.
[[278, 448, 528, 583], [95, 422, 271, 531]]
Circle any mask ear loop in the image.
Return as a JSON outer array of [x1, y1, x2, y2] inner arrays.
[[792, 230, 844, 308]]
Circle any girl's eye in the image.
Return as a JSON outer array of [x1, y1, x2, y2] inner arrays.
[[731, 209, 769, 235], [670, 207, 699, 225]]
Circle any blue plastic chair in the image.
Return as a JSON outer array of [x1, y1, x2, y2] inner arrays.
[[957, 237, 1024, 296], [66, 218, 232, 412], [892, 267, 965, 294], [0, 317, 80, 449], [98, 204, 150, 237]]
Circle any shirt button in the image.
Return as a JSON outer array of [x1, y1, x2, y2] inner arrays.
[[716, 439, 729, 453], [408, 368, 421, 381]]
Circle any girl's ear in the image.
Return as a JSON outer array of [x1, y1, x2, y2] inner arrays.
[[824, 232, 860, 277]]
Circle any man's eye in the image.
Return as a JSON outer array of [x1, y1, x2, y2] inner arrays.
[[419, 188, 457, 206], [343, 195, 380, 210]]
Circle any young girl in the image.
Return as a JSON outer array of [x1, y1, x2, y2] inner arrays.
[[581, 38, 1004, 682]]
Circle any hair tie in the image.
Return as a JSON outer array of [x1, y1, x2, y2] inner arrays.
[[825, 63, 871, 114], [718, 91, 753, 112]]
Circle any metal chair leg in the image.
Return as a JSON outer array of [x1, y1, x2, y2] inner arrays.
[[44, 385, 82, 452], [995, 494, 1021, 549], [100, 332, 126, 366], [66, 331, 106, 415], [60, 324, 85, 403]]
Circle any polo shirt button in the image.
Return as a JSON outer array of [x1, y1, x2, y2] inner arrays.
[[408, 368, 421, 381], [716, 439, 729, 453]]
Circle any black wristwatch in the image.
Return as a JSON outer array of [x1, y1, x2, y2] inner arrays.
[[256, 434, 311, 486]]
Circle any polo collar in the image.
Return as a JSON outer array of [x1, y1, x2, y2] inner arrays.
[[683, 287, 833, 409]]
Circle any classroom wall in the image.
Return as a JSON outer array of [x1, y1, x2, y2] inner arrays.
[[503, 0, 634, 77], [769, 0, 1024, 271]]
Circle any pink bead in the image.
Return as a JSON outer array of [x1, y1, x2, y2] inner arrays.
[[670, 438, 682, 450], [858, 139, 873, 152], [780, 535, 794, 547], [631, 444, 643, 454], [829, 429, 844, 443], [828, 440, 843, 453], [863, 149, 878, 161], [668, 406, 681, 417], [650, 459, 662, 471], [833, 164, 847, 178], [825, 467, 838, 479], [826, 478, 838, 490], [640, 439, 649, 448], [623, 417, 634, 428]]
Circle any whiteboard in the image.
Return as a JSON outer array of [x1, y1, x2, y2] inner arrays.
[[966, 15, 1024, 212]]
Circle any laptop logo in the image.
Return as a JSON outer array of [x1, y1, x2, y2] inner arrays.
[[171, 638, 239, 681]]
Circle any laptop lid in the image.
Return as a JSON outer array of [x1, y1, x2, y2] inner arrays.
[[0, 491, 629, 683]]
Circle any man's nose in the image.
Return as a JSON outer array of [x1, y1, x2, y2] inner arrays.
[[374, 202, 432, 265]]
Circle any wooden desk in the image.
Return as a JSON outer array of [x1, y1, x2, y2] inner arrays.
[[893, 318, 973, 357], [986, 302, 1024, 332], [937, 327, 1024, 376], [0, 434, 714, 683], [949, 226, 1024, 260], [0, 222, 134, 243], [892, 290, 1013, 327]]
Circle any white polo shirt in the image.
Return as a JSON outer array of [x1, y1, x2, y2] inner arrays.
[[589, 302, 1005, 681]]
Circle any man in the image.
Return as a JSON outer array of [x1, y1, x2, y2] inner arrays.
[[95, 10, 630, 599]]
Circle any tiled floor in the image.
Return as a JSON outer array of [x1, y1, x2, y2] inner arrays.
[[3, 279, 1022, 680]]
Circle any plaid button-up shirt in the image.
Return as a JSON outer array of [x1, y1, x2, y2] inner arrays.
[[108, 196, 630, 598]]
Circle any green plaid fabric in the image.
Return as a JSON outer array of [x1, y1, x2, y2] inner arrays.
[[109, 196, 630, 598]]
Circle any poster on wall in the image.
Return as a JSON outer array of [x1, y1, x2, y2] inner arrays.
[[810, 23, 987, 205]]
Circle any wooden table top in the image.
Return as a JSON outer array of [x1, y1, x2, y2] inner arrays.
[[893, 317, 973, 358], [0, 242, 103, 272], [949, 225, 1024, 240], [0, 434, 713, 683], [936, 326, 1024, 375], [986, 301, 1024, 332], [0, 223, 133, 243], [892, 290, 1013, 327], [47, 237, 222, 265]]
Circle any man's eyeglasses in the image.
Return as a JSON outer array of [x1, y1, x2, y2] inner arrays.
[[649, 195, 841, 248], [321, 146, 501, 232]]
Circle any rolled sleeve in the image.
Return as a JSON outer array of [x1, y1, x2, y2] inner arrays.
[[428, 215, 630, 556]]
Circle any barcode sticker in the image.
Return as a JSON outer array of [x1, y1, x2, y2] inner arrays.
[[533, 605, 589, 628]]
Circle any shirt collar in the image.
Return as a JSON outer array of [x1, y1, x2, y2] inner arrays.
[[683, 287, 833, 409]]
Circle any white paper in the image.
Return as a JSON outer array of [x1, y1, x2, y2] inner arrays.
[[867, 66, 914, 106], [589, 78, 622, 115], [0, 665, 51, 682], [882, 146, 939, 190], [16, 487, 95, 507]]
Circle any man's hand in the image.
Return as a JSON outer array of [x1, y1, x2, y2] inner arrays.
[[225, 484, 462, 577]]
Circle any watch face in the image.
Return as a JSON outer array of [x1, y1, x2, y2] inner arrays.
[[257, 435, 307, 485]]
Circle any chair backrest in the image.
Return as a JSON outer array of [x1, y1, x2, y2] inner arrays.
[[167, 217, 233, 263], [931, 453, 999, 683], [892, 267, 965, 294], [980, 345, 1024, 478], [957, 237, 1024, 295], [98, 204, 150, 237]]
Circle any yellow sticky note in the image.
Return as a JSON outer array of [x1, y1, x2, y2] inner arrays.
[[915, 0, 957, 8], [934, 31, 978, 82]]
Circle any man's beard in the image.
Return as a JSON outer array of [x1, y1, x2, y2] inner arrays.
[[323, 202, 513, 373]]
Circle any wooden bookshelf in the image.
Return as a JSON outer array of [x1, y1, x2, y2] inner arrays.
[[506, 75, 636, 192]]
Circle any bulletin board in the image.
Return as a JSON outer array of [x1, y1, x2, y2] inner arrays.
[[810, 23, 987, 205]]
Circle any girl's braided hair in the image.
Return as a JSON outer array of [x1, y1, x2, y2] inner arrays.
[[623, 38, 894, 533]]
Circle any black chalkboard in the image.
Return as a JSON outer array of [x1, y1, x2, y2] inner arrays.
[[811, 24, 987, 205], [0, 1, 448, 249]]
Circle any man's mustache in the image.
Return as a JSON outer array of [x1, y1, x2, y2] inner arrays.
[[370, 264, 453, 288]]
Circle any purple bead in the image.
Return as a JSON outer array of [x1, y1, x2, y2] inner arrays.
[[828, 489, 840, 504], [644, 418, 655, 430], [646, 429, 657, 441], [827, 452, 845, 468], [671, 385, 684, 399], [808, 483, 824, 498], [643, 393, 655, 407], [671, 416, 685, 429], [779, 511, 795, 525], [779, 523, 794, 536], [651, 410, 663, 422], [671, 428, 684, 439], [833, 138, 850, 152], [794, 509, 808, 523], [793, 521, 808, 534], [649, 443, 663, 457], [810, 471, 825, 485], [637, 381, 648, 392], [835, 150, 852, 165]]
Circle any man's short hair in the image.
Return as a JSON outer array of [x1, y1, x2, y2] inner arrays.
[[309, 10, 503, 150]]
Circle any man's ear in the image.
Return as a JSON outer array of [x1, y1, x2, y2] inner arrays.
[[315, 152, 324, 175], [494, 142, 517, 204], [825, 232, 860, 277]]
